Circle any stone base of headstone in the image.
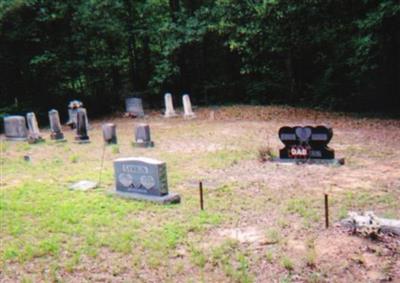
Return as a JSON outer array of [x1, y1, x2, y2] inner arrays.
[[51, 132, 65, 141], [164, 112, 178, 118], [132, 141, 155, 148], [110, 190, 181, 204], [5, 137, 28, 141], [272, 158, 345, 166], [74, 138, 90, 144], [184, 114, 196, 119], [27, 137, 45, 144]]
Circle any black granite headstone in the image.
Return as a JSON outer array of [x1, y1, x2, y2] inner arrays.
[[278, 126, 334, 159], [74, 108, 90, 143]]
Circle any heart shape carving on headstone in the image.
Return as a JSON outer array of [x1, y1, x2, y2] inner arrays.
[[118, 173, 134, 187], [295, 127, 312, 142], [140, 175, 156, 190]]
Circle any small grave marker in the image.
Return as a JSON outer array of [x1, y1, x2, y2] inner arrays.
[[164, 93, 177, 118], [48, 109, 65, 141], [125, 97, 145, 118], [102, 123, 117, 144], [133, 124, 154, 148], [182, 94, 195, 119], [26, 112, 44, 143], [74, 108, 90, 143]]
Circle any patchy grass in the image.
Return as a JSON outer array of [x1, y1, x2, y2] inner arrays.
[[1, 106, 400, 282]]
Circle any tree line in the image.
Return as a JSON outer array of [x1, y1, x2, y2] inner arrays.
[[0, 0, 399, 119]]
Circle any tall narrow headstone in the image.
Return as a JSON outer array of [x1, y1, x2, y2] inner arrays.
[[125, 97, 145, 118], [74, 108, 90, 143], [133, 124, 154, 148], [66, 100, 83, 129], [26, 112, 44, 143], [48, 109, 65, 141], [112, 157, 180, 204], [164, 93, 177, 118], [102, 123, 117, 144], [182, 94, 195, 118], [4, 116, 28, 141]]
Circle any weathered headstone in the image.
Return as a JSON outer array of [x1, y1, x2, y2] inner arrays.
[[48, 109, 65, 141], [74, 108, 90, 143], [4, 116, 28, 141], [164, 93, 177, 118], [125, 97, 144, 117], [277, 126, 342, 164], [102, 123, 117, 144], [66, 100, 83, 128], [182, 94, 195, 118], [112, 157, 180, 204], [26, 112, 44, 143], [133, 124, 154, 147]]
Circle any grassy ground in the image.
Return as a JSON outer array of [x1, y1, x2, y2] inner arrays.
[[1, 106, 399, 282]]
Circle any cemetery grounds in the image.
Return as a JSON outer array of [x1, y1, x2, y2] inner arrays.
[[1, 106, 399, 282]]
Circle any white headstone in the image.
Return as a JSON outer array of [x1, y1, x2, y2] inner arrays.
[[164, 93, 177, 118], [48, 109, 65, 141], [26, 112, 44, 143], [182, 94, 195, 118]]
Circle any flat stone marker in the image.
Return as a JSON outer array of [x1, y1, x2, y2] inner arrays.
[[274, 125, 343, 165], [102, 123, 117, 144], [69, 180, 98, 191], [164, 93, 177, 118], [4, 116, 28, 141], [133, 124, 154, 148], [74, 108, 90, 143], [111, 157, 180, 204], [48, 109, 65, 141], [26, 112, 44, 143], [182, 94, 195, 118], [125, 97, 144, 117]]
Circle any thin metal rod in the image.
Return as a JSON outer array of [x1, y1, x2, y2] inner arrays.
[[199, 181, 204, 211], [324, 194, 329, 228]]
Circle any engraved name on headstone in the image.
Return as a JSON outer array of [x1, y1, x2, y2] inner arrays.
[[182, 94, 195, 119], [4, 116, 28, 141], [48, 109, 65, 141], [164, 93, 177, 118], [112, 157, 180, 204]]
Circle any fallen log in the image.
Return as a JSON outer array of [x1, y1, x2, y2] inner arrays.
[[340, 211, 400, 237]]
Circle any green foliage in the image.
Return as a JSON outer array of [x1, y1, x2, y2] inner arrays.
[[1, 0, 399, 114]]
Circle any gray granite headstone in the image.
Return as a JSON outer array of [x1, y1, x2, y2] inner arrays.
[[66, 100, 83, 128], [102, 123, 117, 144], [26, 112, 44, 143], [74, 108, 90, 143], [112, 157, 180, 204], [125, 97, 145, 117], [48, 109, 65, 141], [4, 116, 28, 141], [133, 124, 154, 147]]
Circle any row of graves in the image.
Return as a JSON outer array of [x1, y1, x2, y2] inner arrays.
[[3, 93, 343, 206]]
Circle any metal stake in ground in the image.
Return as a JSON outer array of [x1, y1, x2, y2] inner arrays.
[[324, 194, 329, 228], [98, 143, 107, 187], [199, 181, 204, 211]]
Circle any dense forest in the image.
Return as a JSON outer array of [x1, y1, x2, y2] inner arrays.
[[0, 0, 399, 118]]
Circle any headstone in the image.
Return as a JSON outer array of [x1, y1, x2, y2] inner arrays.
[[112, 157, 180, 204], [4, 116, 28, 141], [182, 94, 195, 118], [26, 112, 44, 143], [102, 123, 117, 144], [74, 108, 90, 143], [278, 126, 336, 160], [125, 97, 145, 117], [48, 109, 65, 141], [66, 100, 88, 129], [133, 124, 154, 147], [164, 93, 177, 118]]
